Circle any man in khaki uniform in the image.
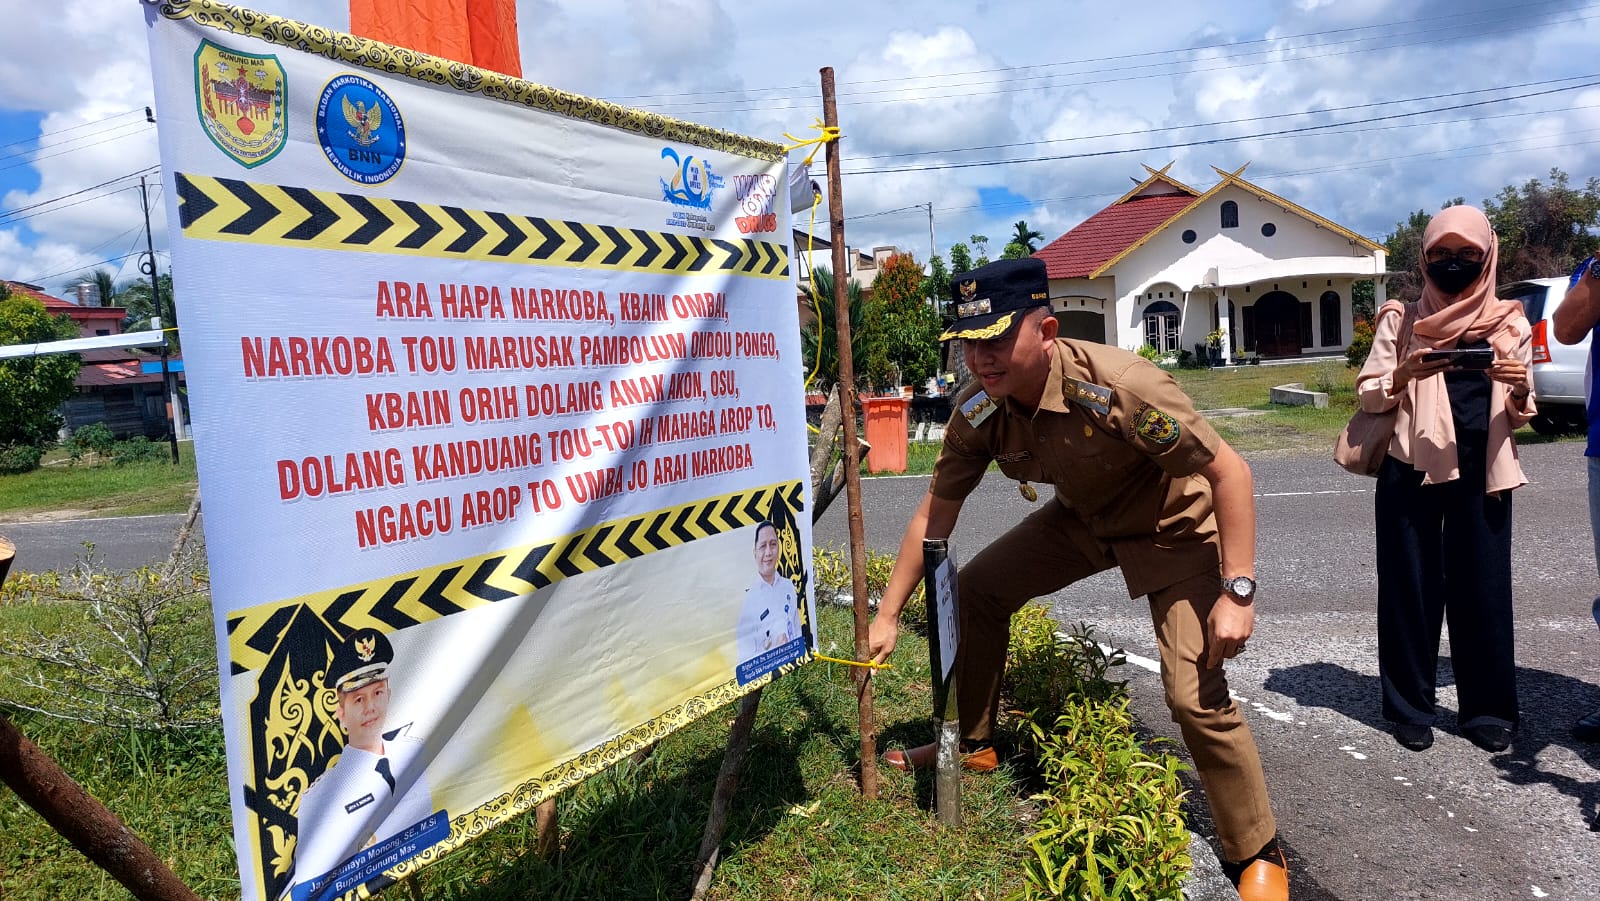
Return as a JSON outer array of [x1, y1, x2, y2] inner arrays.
[[867, 258, 1288, 900]]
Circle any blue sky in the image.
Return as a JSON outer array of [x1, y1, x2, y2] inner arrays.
[[3, 0, 1600, 297]]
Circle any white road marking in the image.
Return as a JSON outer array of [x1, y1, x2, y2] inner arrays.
[[1533, 886, 1550, 897]]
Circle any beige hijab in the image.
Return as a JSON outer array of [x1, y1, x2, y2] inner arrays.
[[1404, 205, 1524, 486]]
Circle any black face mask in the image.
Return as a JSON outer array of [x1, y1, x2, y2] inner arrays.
[[1425, 259, 1484, 295]]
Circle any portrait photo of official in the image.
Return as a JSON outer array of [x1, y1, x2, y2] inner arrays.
[[735, 521, 801, 665], [291, 627, 436, 890]]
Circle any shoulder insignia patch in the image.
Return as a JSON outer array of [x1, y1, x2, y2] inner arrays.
[[961, 390, 998, 427], [1063, 378, 1111, 415], [1134, 405, 1180, 445]]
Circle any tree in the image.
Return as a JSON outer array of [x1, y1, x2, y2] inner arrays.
[[1483, 168, 1600, 283], [1351, 279, 1375, 323], [799, 266, 867, 394], [922, 253, 951, 319], [1383, 207, 1440, 302], [118, 273, 180, 351], [1001, 241, 1030, 260], [949, 242, 974, 275], [1010, 220, 1044, 253], [862, 252, 943, 390], [970, 234, 991, 267], [85, 269, 120, 308], [0, 288, 82, 454]]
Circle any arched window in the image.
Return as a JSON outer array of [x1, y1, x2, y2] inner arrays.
[[1142, 300, 1181, 354], [1320, 290, 1342, 346], [1220, 200, 1239, 229]]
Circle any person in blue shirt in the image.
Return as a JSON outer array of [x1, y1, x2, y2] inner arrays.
[[1553, 252, 1600, 742]]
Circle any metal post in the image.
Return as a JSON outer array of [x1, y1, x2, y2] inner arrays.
[[820, 66, 878, 800], [922, 538, 961, 826], [138, 174, 180, 464]]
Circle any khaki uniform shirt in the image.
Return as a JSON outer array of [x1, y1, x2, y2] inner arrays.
[[930, 339, 1222, 599]]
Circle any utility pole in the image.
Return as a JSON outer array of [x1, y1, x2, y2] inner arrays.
[[138, 174, 180, 464], [926, 201, 936, 267]]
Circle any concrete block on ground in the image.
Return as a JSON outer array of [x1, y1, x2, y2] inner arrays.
[[1269, 382, 1328, 408]]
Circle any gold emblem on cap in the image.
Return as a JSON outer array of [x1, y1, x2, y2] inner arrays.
[[1019, 482, 1038, 502], [355, 635, 376, 662], [959, 280, 978, 301], [1084, 424, 1094, 437]]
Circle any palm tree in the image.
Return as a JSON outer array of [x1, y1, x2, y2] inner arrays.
[[92, 269, 118, 308], [798, 266, 867, 393], [1011, 220, 1044, 254]]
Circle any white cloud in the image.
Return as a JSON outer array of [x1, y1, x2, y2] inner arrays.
[[3, 0, 1600, 288]]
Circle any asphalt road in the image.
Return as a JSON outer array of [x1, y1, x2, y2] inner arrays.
[[3, 442, 1596, 899], [812, 441, 1598, 901]]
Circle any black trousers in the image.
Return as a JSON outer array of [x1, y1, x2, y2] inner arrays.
[[1374, 454, 1517, 730]]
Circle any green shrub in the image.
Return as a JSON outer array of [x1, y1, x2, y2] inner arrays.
[[1346, 318, 1375, 368], [811, 546, 924, 622], [1136, 344, 1162, 363], [1006, 609, 1126, 716], [67, 421, 116, 462], [111, 436, 167, 465], [1018, 699, 1191, 900], [0, 442, 43, 474], [1003, 607, 1189, 900]]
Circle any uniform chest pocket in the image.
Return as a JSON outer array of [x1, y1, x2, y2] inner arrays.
[[994, 454, 1047, 485]]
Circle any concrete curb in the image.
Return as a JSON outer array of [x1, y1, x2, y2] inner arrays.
[[1182, 831, 1239, 900]]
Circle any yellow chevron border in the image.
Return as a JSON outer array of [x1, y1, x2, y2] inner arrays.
[[353, 668, 777, 898], [177, 173, 791, 280], [226, 480, 805, 672], [159, 0, 784, 162]]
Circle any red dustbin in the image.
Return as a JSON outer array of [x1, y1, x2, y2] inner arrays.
[[862, 395, 911, 473]]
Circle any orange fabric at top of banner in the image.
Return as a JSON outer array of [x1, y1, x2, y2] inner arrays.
[[350, 0, 522, 78]]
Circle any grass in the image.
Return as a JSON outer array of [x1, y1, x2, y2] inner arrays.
[[0, 441, 197, 520], [0, 603, 1034, 901]]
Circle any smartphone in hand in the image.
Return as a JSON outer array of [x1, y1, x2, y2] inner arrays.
[[1421, 348, 1495, 370]]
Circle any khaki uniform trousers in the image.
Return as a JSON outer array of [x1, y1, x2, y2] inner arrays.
[[955, 499, 1276, 862]]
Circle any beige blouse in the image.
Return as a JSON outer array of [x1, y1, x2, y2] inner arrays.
[[1356, 303, 1536, 495]]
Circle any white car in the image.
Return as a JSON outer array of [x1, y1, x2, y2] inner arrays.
[[1499, 276, 1591, 435]]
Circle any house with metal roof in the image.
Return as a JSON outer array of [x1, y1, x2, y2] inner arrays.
[[4, 280, 186, 438], [1033, 163, 1387, 363]]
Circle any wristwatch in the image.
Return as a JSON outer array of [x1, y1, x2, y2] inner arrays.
[[1221, 575, 1257, 601]]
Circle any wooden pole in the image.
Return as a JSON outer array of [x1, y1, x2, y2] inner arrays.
[[534, 796, 559, 858], [0, 538, 203, 901], [820, 66, 878, 799], [689, 690, 763, 899]]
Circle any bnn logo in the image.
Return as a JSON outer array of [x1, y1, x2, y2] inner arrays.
[[734, 174, 778, 234]]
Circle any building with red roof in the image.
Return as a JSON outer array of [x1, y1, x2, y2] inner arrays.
[[1033, 164, 1387, 363], [4, 279, 187, 438]]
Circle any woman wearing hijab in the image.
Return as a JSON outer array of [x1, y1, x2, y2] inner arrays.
[[1355, 204, 1535, 753]]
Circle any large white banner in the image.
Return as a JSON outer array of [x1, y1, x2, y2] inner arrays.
[[144, 3, 812, 899]]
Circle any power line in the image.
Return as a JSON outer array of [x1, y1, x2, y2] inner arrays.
[[0, 123, 155, 175], [22, 250, 154, 287], [632, 6, 1595, 113], [849, 75, 1600, 162], [605, 0, 1574, 103], [0, 168, 157, 225], [0, 108, 144, 153], [841, 77, 1600, 175]]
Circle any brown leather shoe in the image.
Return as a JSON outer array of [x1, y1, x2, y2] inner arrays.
[[1236, 848, 1289, 901], [881, 742, 999, 773]]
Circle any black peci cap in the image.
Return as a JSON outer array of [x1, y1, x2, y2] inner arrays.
[[325, 627, 394, 692], [939, 257, 1052, 341]]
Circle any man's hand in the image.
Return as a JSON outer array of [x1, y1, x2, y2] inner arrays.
[[1205, 593, 1255, 669], [868, 613, 900, 665]]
